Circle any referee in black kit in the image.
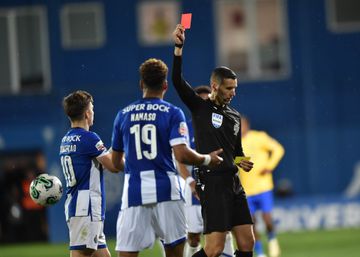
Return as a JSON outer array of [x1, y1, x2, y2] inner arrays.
[[172, 24, 255, 257]]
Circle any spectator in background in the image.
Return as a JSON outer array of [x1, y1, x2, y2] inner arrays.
[[0, 153, 47, 243], [0, 163, 23, 243], [111, 58, 223, 257], [177, 85, 235, 257], [239, 116, 284, 257]]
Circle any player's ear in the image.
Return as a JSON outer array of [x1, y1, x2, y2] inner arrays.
[[162, 80, 168, 91], [139, 80, 144, 90], [84, 109, 90, 120]]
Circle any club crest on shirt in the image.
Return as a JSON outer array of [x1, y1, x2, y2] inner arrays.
[[212, 113, 223, 128]]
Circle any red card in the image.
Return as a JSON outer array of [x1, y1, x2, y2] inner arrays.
[[181, 13, 192, 29]]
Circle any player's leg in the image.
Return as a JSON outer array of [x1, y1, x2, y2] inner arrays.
[[246, 195, 265, 257], [184, 205, 203, 257], [263, 212, 280, 257], [252, 215, 266, 257], [184, 232, 202, 257], [71, 249, 94, 257], [115, 206, 155, 257], [92, 231, 111, 257], [92, 248, 111, 257], [117, 252, 138, 257], [260, 191, 280, 257], [68, 217, 107, 257], [164, 241, 186, 257], [155, 200, 187, 257], [158, 239, 166, 257]]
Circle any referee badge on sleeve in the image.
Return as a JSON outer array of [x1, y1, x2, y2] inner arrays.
[[212, 113, 223, 128]]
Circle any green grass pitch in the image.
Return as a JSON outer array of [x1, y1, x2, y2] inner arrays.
[[0, 228, 359, 257]]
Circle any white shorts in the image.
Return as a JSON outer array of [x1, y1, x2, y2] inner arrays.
[[67, 216, 106, 250], [185, 204, 203, 234], [116, 200, 186, 252]]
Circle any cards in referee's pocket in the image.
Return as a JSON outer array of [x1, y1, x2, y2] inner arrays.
[[234, 156, 251, 164]]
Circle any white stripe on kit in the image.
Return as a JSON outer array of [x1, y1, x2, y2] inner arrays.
[[140, 170, 157, 205], [75, 190, 89, 216], [89, 161, 102, 221], [121, 174, 130, 210]]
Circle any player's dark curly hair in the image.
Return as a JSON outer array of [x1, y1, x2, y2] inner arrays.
[[210, 66, 237, 86], [194, 85, 211, 95], [139, 58, 168, 91], [63, 90, 93, 121]]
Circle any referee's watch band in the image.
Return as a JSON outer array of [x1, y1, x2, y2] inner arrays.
[[202, 154, 211, 166], [175, 43, 183, 49]]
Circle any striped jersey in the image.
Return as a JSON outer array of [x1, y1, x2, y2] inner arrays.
[[59, 127, 108, 221], [185, 119, 200, 206], [111, 97, 188, 209]]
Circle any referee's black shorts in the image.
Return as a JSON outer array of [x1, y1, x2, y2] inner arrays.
[[196, 173, 253, 234]]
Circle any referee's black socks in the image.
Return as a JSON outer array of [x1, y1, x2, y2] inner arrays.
[[192, 248, 207, 257], [234, 250, 253, 257]]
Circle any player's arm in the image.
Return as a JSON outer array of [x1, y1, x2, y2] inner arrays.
[[97, 149, 122, 173], [261, 133, 285, 175], [110, 149, 125, 172], [235, 122, 254, 172], [173, 143, 223, 168], [89, 132, 121, 173], [172, 24, 202, 110], [109, 111, 125, 172], [176, 161, 199, 199], [177, 161, 191, 180]]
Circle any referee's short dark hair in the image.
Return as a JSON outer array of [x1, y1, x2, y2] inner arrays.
[[210, 66, 237, 86]]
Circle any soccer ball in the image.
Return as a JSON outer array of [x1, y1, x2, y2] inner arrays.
[[29, 173, 63, 206]]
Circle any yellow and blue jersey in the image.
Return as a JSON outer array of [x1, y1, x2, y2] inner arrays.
[[239, 130, 284, 196]]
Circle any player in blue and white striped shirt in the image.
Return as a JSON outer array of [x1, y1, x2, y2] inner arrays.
[[60, 90, 119, 257], [111, 58, 224, 257]]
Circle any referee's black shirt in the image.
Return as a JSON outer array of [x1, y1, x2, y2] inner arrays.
[[172, 55, 244, 176]]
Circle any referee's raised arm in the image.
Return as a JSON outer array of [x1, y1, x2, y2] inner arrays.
[[173, 24, 184, 57], [172, 24, 200, 111]]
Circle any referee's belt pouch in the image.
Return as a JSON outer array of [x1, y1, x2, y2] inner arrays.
[[193, 167, 203, 186]]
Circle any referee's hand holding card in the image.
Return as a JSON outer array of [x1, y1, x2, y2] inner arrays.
[[235, 156, 253, 172]]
